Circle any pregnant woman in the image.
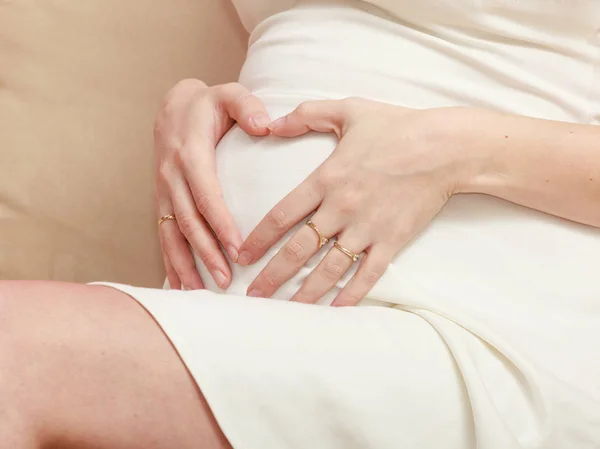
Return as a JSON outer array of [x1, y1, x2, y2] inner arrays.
[[2, 1, 600, 448]]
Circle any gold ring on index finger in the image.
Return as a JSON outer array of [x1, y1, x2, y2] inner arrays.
[[305, 219, 330, 249]]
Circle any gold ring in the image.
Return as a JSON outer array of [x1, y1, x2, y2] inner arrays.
[[333, 241, 360, 262], [158, 214, 176, 226], [305, 219, 330, 249]]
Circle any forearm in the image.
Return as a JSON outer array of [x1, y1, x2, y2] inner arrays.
[[458, 109, 600, 228]]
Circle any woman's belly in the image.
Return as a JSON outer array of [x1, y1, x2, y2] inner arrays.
[[193, 1, 600, 403], [205, 1, 600, 306]]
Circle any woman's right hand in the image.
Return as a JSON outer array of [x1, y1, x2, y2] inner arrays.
[[154, 79, 271, 290]]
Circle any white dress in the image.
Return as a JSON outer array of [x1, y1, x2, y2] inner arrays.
[[98, 1, 600, 448]]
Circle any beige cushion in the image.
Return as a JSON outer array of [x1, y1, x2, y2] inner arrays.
[[0, 0, 246, 285]]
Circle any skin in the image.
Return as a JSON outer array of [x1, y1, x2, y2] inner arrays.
[[154, 79, 272, 291], [234, 99, 600, 306], [0, 281, 231, 449]]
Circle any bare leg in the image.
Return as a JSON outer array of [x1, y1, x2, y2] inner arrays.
[[0, 281, 232, 449]]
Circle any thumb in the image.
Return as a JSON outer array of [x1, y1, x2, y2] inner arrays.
[[217, 83, 272, 136], [268, 100, 348, 139]]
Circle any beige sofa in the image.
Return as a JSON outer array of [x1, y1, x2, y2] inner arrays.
[[0, 0, 247, 286]]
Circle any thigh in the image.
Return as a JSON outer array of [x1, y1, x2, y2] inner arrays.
[[0, 281, 231, 449], [118, 284, 477, 449]]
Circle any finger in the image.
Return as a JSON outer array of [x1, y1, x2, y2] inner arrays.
[[156, 173, 204, 290], [331, 244, 394, 307], [178, 129, 243, 262], [246, 213, 343, 299], [177, 85, 264, 260], [159, 234, 183, 290], [167, 171, 233, 289], [159, 219, 204, 291], [238, 174, 324, 266], [268, 99, 351, 138], [216, 83, 272, 135], [290, 231, 370, 305]]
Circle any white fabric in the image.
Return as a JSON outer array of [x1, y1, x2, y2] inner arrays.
[[99, 1, 600, 448]]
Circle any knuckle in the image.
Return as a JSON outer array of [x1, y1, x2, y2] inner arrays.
[[362, 267, 385, 286], [313, 172, 327, 196], [321, 259, 344, 280], [154, 128, 182, 159], [156, 79, 206, 122], [217, 82, 239, 94], [295, 102, 314, 118], [261, 273, 279, 289], [293, 290, 314, 304], [338, 291, 362, 305], [200, 251, 221, 269], [155, 98, 176, 127], [231, 93, 254, 112], [174, 78, 206, 92], [318, 163, 346, 188], [163, 79, 206, 104], [215, 82, 243, 102], [191, 188, 213, 213], [195, 93, 215, 113], [209, 221, 228, 240], [153, 116, 165, 141], [179, 261, 198, 278], [177, 214, 198, 236], [196, 250, 221, 270], [171, 253, 196, 275], [248, 234, 266, 251], [335, 190, 359, 215], [282, 240, 305, 263], [178, 270, 199, 287], [161, 235, 176, 254], [392, 224, 413, 244], [157, 162, 172, 184], [174, 144, 197, 168], [167, 271, 181, 285], [266, 207, 288, 231]]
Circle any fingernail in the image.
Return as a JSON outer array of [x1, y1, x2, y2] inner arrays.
[[268, 116, 286, 130], [238, 251, 253, 265], [247, 288, 263, 298], [227, 245, 239, 262], [212, 270, 228, 289], [250, 114, 271, 128]]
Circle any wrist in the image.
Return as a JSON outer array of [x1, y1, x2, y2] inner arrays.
[[431, 106, 503, 195]]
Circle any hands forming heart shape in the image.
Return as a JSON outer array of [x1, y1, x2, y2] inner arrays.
[[154, 79, 490, 305]]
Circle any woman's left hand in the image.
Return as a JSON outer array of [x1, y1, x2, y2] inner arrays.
[[238, 98, 482, 306]]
